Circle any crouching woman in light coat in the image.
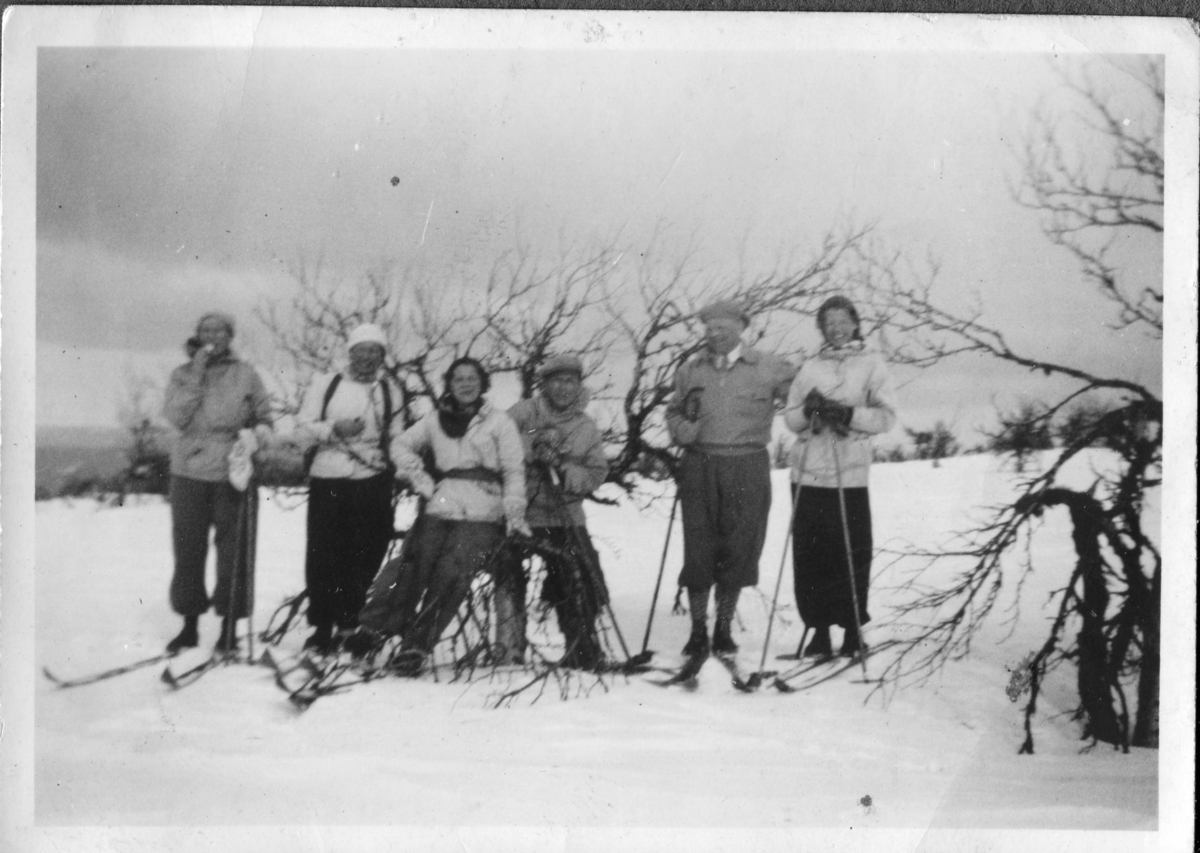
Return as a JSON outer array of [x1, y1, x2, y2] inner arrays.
[[784, 295, 896, 659], [386, 357, 530, 673]]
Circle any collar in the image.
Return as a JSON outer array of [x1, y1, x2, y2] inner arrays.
[[705, 343, 759, 367], [346, 368, 382, 384], [705, 343, 744, 367], [537, 387, 590, 419], [817, 339, 866, 359]]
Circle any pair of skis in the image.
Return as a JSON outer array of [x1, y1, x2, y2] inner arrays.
[[43, 651, 180, 689], [649, 649, 756, 690], [43, 643, 246, 691], [652, 641, 890, 693], [160, 647, 249, 689], [263, 647, 408, 710]]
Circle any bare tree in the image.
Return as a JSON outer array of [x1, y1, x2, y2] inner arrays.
[[867, 57, 1163, 752], [987, 401, 1054, 473], [907, 420, 961, 467], [469, 242, 619, 398], [601, 222, 876, 485], [115, 367, 171, 498], [1013, 56, 1163, 336]]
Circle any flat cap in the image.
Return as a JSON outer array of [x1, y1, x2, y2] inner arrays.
[[538, 354, 584, 379], [697, 299, 750, 327]]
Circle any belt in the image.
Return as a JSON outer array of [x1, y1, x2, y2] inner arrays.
[[436, 466, 504, 485], [691, 443, 765, 457]]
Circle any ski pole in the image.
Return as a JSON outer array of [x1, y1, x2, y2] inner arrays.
[[245, 483, 257, 663], [787, 625, 812, 661], [748, 436, 810, 688], [638, 486, 679, 658], [223, 486, 246, 658], [545, 465, 648, 669], [831, 438, 869, 679]]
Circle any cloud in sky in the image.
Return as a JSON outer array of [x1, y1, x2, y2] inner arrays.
[[33, 42, 1164, 429]]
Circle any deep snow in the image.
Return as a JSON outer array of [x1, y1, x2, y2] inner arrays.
[[22, 451, 1183, 851]]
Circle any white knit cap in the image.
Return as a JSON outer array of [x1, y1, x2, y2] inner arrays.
[[347, 323, 388, 351]]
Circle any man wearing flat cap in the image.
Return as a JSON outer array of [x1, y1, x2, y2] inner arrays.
[[496, 354, 611, 669], [665, 299, 795, 659]]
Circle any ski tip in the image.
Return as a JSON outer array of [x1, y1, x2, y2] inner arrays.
[[288, 692, 317, 711], [160, 667, 178, 688], [42, 667, 64, 687], [625, 651, 655, 668]]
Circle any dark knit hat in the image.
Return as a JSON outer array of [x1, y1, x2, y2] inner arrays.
[[697, 299, 750, 327], [816, 295, 861, 338], [538, 354, 584, 380], [196, 311, 236, 337]]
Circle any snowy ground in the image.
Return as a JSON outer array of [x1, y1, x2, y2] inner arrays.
[[21, 452, 1182, 851]]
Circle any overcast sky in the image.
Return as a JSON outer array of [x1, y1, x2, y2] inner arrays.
[[29, 16, 1169, 439]]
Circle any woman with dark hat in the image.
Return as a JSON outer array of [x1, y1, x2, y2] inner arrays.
[[784, 295, 896, 658], [296, 322, 402, 654], [383, 357, 530, 673], [162, 311, 273, 653]]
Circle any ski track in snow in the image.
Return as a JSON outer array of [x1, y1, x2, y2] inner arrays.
[[33, 452, 1159, 833]]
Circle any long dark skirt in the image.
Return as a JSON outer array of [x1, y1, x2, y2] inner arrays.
[[305, 474, 394, 630], [792, 486, 872, 629]]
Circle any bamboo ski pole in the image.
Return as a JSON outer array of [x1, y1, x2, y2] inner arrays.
[[748, 436, 811, 688], [638, 486, 679, 659], [831, 438, 869, 679]]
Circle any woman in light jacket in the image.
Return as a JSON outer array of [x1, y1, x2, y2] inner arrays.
[[163, 311, 273, 653], [387, 357, 530, 673], [296, 323, 402, 654], [784, 296, 896, 658]]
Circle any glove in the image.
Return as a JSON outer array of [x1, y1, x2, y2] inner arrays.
[[503, 497, 532, 538], [802, 389, 826, 421], [810, 400, 853, 437], [531, 429, 565, 469], [409, 472, 435, 500], [333, 417, 366, 439], [683, 388, 703, 423], [820, 400, 853, 433]]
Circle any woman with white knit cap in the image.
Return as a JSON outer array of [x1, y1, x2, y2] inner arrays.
[[296, 322, 403, 653]]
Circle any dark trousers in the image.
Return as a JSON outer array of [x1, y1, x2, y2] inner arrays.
[[305, 474, 394, 630], [792, 486, 872, 629], [496, 526, 609, 667], [399, 517, 505, 654], [677, 448, 772, 589], [169, 475, 253, 618]]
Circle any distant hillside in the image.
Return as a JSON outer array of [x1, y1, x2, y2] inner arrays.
[[38, 424, 127, 449], [36, 425, 130, 498]]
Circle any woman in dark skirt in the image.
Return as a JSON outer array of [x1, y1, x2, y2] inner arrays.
[[784, 296, 897, 657], [296, 323, 402, 653]]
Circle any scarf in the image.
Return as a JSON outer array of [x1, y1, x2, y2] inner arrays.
[[437, 394, 483, 439]]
